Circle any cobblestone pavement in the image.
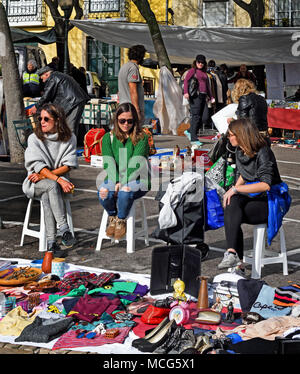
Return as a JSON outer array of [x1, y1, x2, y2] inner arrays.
[[0, 132, 299, 355]]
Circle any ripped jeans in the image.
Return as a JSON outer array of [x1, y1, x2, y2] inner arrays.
[[98, 180, 148, 219]]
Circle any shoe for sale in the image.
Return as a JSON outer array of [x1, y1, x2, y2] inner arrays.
[[61, 231, 76, 248], [132, 317, 170, 349], [133, 319, 177, 353], [114, 218, 127, 240], [49, 242, 68, 258], [153, 325, 184, 354], [168, 329, 196, 354], [184, 130, 191, 141], [218, 251, 240, 270], [106, 216, 117, 237]]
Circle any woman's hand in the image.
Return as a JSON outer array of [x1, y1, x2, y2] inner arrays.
[[184, 93, 189, 99], [223, 186, 237, 208], [114, 182, 121, 195], [28, 173, 44, 184], [57, 177, 74, 194]]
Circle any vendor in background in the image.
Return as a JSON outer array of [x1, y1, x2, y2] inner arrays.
[[228, 64, 257, 86], [22, 59, 41, 98], [218, 119, 283, 271], [231, 78, 269, 143]]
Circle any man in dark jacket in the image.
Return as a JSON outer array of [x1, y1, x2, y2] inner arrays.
[[31, 66, 90, 138]]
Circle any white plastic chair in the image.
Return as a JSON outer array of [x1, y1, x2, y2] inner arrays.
[[96, 198, 149, 254], [243, 224, 288, 279], [20, 198, 74, 252]]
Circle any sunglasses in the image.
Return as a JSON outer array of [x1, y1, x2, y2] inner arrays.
[[38, 116, 52, 122], [118, 118, 134, 125]]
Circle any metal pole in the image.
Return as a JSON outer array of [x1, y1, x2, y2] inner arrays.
[[63, 17, 69, 74], [166, 0, 168, 25]]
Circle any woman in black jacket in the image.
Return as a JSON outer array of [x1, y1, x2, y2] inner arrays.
[[231, 78, 268, 134], [218, 118, 282, 270]]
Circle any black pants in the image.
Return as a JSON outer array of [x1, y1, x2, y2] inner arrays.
[[189, 93, 207, 141], [224, 194, 268, 259]]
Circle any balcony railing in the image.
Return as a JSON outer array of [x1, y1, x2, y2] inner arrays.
[[4, 0, 46, 26]]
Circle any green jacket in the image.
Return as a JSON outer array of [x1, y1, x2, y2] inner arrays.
[[101, 131, 151, 190]]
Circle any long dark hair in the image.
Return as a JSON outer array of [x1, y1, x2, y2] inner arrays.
[[228, 119, 266, 158], [34, 103, 72, 142], [113, 102, 144, 145]]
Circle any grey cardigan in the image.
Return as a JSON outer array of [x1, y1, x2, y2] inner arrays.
[[22, 132, 78, 199]]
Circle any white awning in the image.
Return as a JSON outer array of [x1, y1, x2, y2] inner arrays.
[[70, 19, 300, 66]]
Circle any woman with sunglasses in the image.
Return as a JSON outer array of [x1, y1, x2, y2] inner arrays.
[[217, 118, 283, 271], [98, 102, 150, 240], [22, 103, 77, 256]]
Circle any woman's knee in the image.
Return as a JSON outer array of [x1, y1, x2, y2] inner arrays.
[[99, 187, 109, 200]]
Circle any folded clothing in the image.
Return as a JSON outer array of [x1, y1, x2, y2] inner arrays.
[[15, 316, 74, 343], [273, 283, 300, 307]]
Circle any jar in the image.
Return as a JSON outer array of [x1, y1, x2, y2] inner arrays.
[[42, 251, 53, 274]]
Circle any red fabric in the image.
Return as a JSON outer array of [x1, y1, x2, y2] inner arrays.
[[132, 302, 241, 338], [140, 305, 170, 325], [52, 326, 131, 350], [267, 108, 300, 130]]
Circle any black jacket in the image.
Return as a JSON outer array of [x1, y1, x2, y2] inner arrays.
[[236, 146, 282, 187], [236, 92, 268, 132], [37, 71, 90, 115]]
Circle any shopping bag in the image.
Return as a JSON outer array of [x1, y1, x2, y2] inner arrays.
[[205, 189, 224, 230]]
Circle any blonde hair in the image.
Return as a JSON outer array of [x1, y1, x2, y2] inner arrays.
[[231, 78, 257, 103]]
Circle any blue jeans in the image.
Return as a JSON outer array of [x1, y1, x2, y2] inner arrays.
[[98, 180, 148, 219]]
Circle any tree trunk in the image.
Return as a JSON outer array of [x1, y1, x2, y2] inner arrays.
[[233, 0, 265, 27], [0, 3, 25, 164], [132, 0, 172, 71]]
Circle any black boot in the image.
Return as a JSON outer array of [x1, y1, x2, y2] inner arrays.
[[153, 325, 185, 354]]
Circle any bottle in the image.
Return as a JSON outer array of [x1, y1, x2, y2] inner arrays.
[[0, 292, 6, 318], [42, 251, 53, 274]]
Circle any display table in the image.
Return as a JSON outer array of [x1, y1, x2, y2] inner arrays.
[[267, 107, 300, 131]]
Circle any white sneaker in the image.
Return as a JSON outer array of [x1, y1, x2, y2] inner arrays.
[[218, 251, 239, 270]]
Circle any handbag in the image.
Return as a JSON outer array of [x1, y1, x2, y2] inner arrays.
[[207, 134, 228, 164], [205, 157, 235, 189], [150, 245, 202, 298], [188, 69, 199, 98]]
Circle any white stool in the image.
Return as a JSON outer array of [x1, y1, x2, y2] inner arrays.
[[243, 224, 288, 279], [20, 198, 74, 252], [96, 199, 149, 254]]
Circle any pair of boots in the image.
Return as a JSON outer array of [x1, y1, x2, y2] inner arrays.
[[106, 215, 126, 240]]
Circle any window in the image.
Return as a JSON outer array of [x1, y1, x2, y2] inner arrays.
[[202, 0, 231, 26], [276, 0, 300, 26], [89, 0, 120, 13]]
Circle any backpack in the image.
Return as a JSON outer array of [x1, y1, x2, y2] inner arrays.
[[83, 128, 106, 162]]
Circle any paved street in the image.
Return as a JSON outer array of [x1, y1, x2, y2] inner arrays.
[[0, 132, 299, 354]]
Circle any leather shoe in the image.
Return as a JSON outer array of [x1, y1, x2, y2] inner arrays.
[[168, 329, 196, 354], [153, 325, 184, 354], [133, 319, 177, 353], [132, 316, 169, 348]]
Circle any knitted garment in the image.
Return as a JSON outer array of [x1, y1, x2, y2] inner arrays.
[[15, 316, 74, 343], [101, 132, 150, 190], [273, 283, 300, 307], [57, 272, 120, 293]]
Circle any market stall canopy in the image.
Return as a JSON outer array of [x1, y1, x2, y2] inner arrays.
[[11, 27, 56, 45], [70, 20, 300, 66]]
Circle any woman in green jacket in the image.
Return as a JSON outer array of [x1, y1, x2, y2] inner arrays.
[[98, 102, 150, 240]]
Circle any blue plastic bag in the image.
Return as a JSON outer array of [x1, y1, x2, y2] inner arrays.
[[205, 189, 224, 230]]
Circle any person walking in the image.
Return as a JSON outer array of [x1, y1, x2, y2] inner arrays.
[[217, 119, 284, 270], [22, 103, 77, 257], [98, 102, 150, 240], [118, 45, 146, 125], [30, 66, 90, 139], [22, 59, 41, 98], [183, 54, 214, 146]]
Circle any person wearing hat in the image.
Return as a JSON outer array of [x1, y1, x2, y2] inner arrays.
[[22, 59, 41, 98], [30, 66, 90, 139], [183, 54, 215, 146]]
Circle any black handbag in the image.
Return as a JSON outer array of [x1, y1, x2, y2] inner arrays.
[[207, 134, 228, 164], [150, 245, 201, 298], [188, 69, 199, 99]]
